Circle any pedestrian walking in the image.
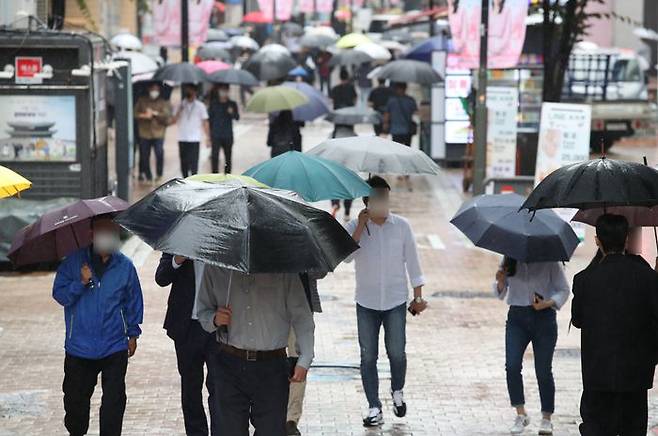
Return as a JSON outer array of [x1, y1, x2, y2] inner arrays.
[[173, 85, 209, 177], [134, 83, 171, 183], [572, 214, 658, 436], [207, 84, 239, 174], [155, 254, 219, 436], [368, 78, 393, 136], [196, 266, 315, 436], [316, 50, 332, 94], [494, 256, 569, 435], [267, 110, 301, 158], [345, 176, 427, 427], [383, 82, 418, 190], [52, 215, 143, 436], [356, 62, 373, 108]]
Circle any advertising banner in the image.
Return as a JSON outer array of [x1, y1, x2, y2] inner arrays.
[[447, 0, 528, 69], [486, 86, 518, 178], [151, 0, 214, 47], [0, 95, 77, 162], [257, 0, 294, 20]]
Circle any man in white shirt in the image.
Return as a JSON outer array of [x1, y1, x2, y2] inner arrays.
[[173, 85, 210, 177], [345, 176, 427, 427]]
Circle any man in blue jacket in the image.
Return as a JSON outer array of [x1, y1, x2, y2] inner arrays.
[[53, 215, 144, 436]]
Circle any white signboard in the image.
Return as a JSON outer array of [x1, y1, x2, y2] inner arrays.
[[486, 87, 518, 178]]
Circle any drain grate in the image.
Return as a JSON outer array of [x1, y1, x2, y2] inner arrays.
[[432, 290, 496, 299]]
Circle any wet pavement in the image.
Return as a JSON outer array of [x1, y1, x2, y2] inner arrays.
[[1, 103, 658, 435]]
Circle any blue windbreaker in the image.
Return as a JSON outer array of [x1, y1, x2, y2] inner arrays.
[[53, 247, 144, 360]]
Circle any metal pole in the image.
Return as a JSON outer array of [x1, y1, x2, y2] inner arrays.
[[350, 0, 354, 33], [472, 0, 488, 195], [181, 0, 189, 62], [429, 0, 435, 36], [272, 0, 276, 41]]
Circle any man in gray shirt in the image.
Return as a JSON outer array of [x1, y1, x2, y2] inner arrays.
[[197, 266, 315, 436]]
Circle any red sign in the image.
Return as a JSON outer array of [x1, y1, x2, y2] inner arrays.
[[15, 56, 42, 84]]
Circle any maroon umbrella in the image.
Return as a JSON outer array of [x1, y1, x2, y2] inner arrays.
[[572, 206, 658, 227], [8, 196, 129, 266]]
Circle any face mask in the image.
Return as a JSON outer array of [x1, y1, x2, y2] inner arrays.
[[368, 199, 390, 218], [149, 90, 160, 100], [93, 231, 121, 254]]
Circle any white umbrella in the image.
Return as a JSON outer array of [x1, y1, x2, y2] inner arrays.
[[112, 51, 158, 75], [304, 26, 337, 38], [230, 35, 259, 51], [111, 33, 142, 51], [259, 43, 291, 56], [354, 42, 392, 61]]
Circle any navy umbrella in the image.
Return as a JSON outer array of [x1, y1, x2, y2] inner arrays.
[[450, 193, 579, 263], [404, 36, 447, 63]]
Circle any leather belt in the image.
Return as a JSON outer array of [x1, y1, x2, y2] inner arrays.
[[219, 343, 287, 362]]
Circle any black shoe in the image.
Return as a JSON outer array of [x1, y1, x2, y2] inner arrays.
[[362, 408, 384, 427], [286, 420, 301, 436], [392, 390, 407, 418]]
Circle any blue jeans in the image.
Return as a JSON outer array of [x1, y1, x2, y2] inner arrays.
[[357, 303, 407, 409], [505, 306, 558, 414]]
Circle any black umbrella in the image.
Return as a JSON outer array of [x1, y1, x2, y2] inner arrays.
[[152, 62, 208, 84], [325, 106, 381, 125], [197, 45, 232, 62], [208, 68, 259, 86], [371, 59, 442, 85], [521, 157, 658, 212], [243, 51, 297, 81], [114, 179, 358, 273], [329, 50, 373, 68], [451, 193, 579, 263]]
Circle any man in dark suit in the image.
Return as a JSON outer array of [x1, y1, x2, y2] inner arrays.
[[155, 254, 219, 436], [572, 214, 658, 436]]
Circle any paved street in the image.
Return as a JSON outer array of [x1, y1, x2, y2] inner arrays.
[[1, 109, 658, 436]]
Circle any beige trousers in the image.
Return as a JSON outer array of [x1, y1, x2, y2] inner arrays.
[[287, 327, 307, 423]]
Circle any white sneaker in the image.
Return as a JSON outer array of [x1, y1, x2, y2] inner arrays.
[[362, 407, 384, 427], [538, 418, 553, 435], [510, 414, 530, 434]]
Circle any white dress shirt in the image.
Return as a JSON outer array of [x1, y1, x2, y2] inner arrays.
[[345, 213, 425, 311], [177, 99, 208, 142], [493, 261, 570, 310], [171, 258, 205, 319]]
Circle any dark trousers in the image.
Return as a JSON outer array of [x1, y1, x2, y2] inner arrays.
[[63, 350, 128, 436], [139, 138, 164, 180], [330, 199, 353, 216], [392, 134, 412, 146], [210, 137, 234, 174], [179, 141, 200, 177], [579, 390, 647, 436], [174, 321, 220, 436], [505, 306, 557, 414], [211, 349, 290, 436], [356, 303, 407, 409]]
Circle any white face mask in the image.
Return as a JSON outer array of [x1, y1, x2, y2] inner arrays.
[[93, 231, 121, 254], [149, 90, 160, 100]]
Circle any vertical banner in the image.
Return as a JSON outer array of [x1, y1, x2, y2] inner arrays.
[[447, 0, 528, 69], [151, 0, 214, 47], [486, 86, 518, 178], [535, 102, 592, 239], [257, 0, 294, 20]]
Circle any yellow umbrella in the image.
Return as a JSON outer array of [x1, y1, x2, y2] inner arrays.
[[186, 173, 269, 188], [0, 165, 32, 198], [336, 32, 371, 49]]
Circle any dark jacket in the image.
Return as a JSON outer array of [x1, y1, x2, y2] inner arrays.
[[572, 253, 658, 392], [155, 253, 199, 341], [267, 110, 300, 157]]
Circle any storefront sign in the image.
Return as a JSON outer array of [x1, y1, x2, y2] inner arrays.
[[486, 86, 518, 178], [15, 56, 42, 84]]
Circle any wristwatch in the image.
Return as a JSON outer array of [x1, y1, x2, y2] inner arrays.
[[414, 296, 424, 304]]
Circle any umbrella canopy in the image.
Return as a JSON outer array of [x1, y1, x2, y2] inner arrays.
[[206, 28, 230, 42], [243, 51, 297, 81], [243, 11, 271, 23], [282, 22, 304, 36], [307, 136, 441, 175], [354, 42, 392, 61], [245, 86, 308, 113], [379, 40, 408, 52], [288, 66, 309, 77], [259, 44, 291, 56], [299, 33, 336, 49], [196, 59, 231, 74], [404, 36, 446, 63], [572, 206, 658, 227], [328, 50, 373, 67], [230, 35, 259, 51], [113, 51, 158, 75], [197, 44, 232, 62], [450, 194, 580, 263], [0, 165, 31, 198], [282, 81, 331, 122], [372, 59, 442, 84], [207, 68, 259, 86], [336, 32, 371, 49], [521, 158, 658, 212], [114, 179, 359, 273], [325, 106, 381, 125], [304, 25, 337, 38], [111, 32, 142, 51], [186, 173, 268, 187], [153, 63, 207, 84], [243, 151, 371, 202], [8, 196, 129, 266]]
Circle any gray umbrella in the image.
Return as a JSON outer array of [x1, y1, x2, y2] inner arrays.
[[197, 44, 232, 62], [152, 63, 207, 84], [450, 193, 580, 263], [306, 136, 440, 175], [208, 68, 259, 86], [372, 59, 442, 84], [325, 106, 381, 125], [206, 28, 230, 42], [243, 51, 297, 81], [300, 33, 337, 49], [329, 50, 373, 67]]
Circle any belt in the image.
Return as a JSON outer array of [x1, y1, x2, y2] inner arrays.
[[219, 343, 287, 362]]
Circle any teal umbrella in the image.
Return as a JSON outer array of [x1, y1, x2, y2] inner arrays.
[[243, 151, 371, 202]]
